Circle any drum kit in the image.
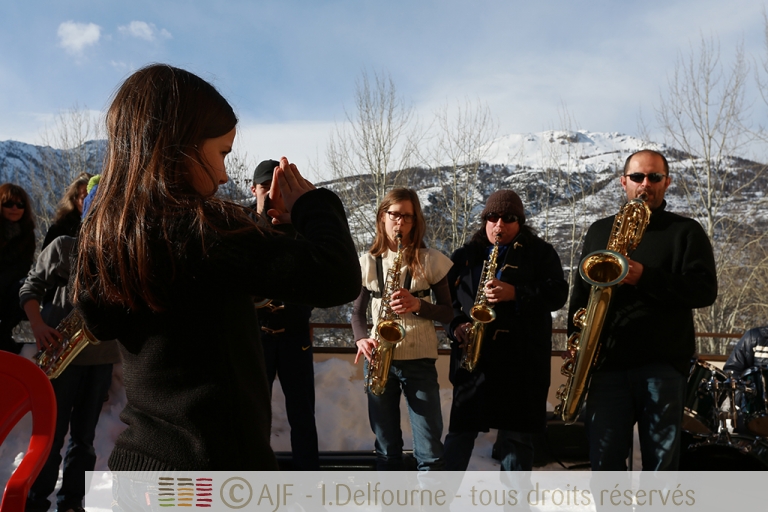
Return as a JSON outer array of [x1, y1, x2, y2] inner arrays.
[[681, 359, 768, 470]]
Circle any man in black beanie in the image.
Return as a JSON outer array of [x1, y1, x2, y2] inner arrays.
[[249, 159, 320, 470], [443, 189, 568, 472]]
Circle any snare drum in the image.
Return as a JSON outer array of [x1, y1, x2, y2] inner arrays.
[[680, 433, 768, 471], [740, 366, 768, 437], [682, 359, 726, 435]]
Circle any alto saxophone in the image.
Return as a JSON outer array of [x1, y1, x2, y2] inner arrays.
[[34, 307, 101, 379], [461, 235, 501, 372], [365, 233, 406, 396], [555, 195, 651, 424]]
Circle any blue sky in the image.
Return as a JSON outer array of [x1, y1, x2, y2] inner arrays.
[[1, 0, 765, 181]]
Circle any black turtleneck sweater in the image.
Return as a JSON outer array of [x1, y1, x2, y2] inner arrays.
[[568, 201, 718, 376]]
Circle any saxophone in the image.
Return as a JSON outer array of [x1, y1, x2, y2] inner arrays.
[[460, 235, 500, 372], [554, 195, 651, 424], [34, 308, 101, 379], [365, 233, 406, 396]]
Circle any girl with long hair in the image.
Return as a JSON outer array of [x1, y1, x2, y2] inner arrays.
[[42, 172, 92, 249], [352, 187, 453, 470], [73, 64, 361, 471], [0, 183, 35, 353]]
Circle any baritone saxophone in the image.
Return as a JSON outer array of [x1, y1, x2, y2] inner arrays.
[[460, 234, 501, 372], [364, 233, 406, 396], [554, 195, 651, 424], [34, 307, 101, 379]]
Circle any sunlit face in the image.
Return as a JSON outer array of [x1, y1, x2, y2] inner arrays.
[[188, 127, 235, 196], [620, 152, 670, 210], [75, 184, 87, 214], [381, 200, 415, 248], [251, 180, 271, 214], [1, 198, 25, 222], [484, 214, 520, 246]]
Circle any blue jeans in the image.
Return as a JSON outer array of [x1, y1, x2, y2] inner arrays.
[[444, 430, 534, 471], [26, 364, 113, 512], [366, 358, 444, 471], [586, 362, 686, 470]]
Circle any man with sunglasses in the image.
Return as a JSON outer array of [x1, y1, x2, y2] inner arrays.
[[568, 149, 717, 470], [444, 190, 568, 471]]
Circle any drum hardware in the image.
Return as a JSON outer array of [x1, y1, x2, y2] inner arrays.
[[738, 366, 768, 437]]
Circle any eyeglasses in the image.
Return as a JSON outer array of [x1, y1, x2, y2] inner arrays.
[[386, 211, 415, 223], [2, 201, 25, 209], [484, 212, 518, 224], [625, 172, 667, 184]]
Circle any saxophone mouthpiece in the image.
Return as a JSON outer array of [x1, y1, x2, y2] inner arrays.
[[638, 192, 648, 202]]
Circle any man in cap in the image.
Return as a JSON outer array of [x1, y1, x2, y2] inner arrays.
[[250, 159, 320, 470], [443, 190, 568, 471]]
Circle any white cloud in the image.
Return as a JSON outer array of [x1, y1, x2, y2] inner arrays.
[[118, 21, 172, 42], [57, 21, 101, 55]]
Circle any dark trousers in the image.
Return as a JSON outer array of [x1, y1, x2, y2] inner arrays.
[[261, 331, 319, 470], [0, 279, 25, 354], [26, 364, 113, 512], [586, 362, 686, 470]]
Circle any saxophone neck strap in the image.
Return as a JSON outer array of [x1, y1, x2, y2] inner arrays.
[[370, 254, 420, 299]]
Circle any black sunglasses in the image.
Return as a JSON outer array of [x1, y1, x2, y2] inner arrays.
[[484, 212, 518, 224], [2, 201, 25, 209], [625, 172, 667, 184]]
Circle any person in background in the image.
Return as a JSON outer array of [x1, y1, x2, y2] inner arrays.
[[568, 149, 717, 470], [443, 190, 568, 471], [353, 187, 453, 471], [249, 158, 319, 470], [42, 172, 92, 250], [0, 183, 35, 354], [724, 325, 768, 376], [22, 199, 119, 512], [72, 64, 360, 472]]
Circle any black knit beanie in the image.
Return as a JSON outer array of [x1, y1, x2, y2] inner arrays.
[[481, 190, 526, 225]]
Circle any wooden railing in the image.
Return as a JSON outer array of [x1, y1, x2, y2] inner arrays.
[[308, 323, 744, 359]]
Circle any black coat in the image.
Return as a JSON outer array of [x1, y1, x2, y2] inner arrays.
[[445, 228, 568, 432], [567, 201, 718, 376]]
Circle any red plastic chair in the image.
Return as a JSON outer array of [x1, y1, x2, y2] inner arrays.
[[0, 351, 57, 512]]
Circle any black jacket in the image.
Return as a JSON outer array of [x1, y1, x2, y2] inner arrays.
[[445, 228, 568, 432], [568, 201, 718, 376], [724, 326, 768, 376], [77, 189, 361, 471]]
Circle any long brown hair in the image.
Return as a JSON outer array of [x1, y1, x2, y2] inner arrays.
[[369, 188, 426, 277], [53, 172, 92, 223], [74, 64, 257, 312], [0, 183, 36, 257]]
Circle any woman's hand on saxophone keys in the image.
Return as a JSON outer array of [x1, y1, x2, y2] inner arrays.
[[484, 278, 515, 303], [390, 288, 421, 315], [30, 321, 62, 352], [354, 337, 378, 364]]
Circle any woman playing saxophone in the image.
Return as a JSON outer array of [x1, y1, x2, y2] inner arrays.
[[352, 188, 453, 471]]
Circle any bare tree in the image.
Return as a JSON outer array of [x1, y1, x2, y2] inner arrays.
[[657, 35, 768, 352], [424, 98, 497, 253], [216, 148, 254, 204], [28, 105, 104, 244], [326, 70, 421, 250]]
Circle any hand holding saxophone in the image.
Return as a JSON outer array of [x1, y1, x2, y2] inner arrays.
[[483, 278, 516, 303], [389, 288, 421, 314], [621, 258, 644, 285], [354, 337, 377, 364], [30, 322, 63, 351], [453, 321, 472, 349]]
